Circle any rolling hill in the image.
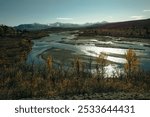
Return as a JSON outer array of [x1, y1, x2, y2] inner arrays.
[[81, 19, 150, 38]]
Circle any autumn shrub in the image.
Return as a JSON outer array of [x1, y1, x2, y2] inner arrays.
[[73, 56, 83, 77], [96, 52, 108, 80], [124, 49, 139, 81]]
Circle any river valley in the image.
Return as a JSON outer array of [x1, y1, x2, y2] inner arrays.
[[26, 31, 150, 76]]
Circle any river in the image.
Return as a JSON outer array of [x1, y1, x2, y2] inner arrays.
[[26, 31, 150, 76]]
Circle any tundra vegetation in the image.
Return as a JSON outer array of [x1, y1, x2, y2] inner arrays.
[[0, 25, 150, 99], [0, 47, 150, 99]]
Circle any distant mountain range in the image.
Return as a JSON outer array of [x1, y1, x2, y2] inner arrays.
[[13, 18, 150, 39], [15, 21, 108, 31], [1, 19, 150, 39]]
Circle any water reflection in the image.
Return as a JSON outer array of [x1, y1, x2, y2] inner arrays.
[[27, 31, 150, 73]]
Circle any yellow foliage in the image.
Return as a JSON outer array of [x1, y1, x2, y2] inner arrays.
[[74, 57, 82, 68], [124, 49, 139, 71], [47, 55, 53, 70], [124, 49, 139, 78], [96, 52, 108, 79], [74, 56, 83, 75]]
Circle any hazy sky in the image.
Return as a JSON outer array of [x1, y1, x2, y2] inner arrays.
[[0, 0, 150, 26]]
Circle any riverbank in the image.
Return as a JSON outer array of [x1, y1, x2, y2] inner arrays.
[[1, 60, 150, 99], [0, 37, 32, 66], [41, 47, 76, 64]]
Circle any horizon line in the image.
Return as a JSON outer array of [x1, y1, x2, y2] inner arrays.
[[1, 18, 149, 27]]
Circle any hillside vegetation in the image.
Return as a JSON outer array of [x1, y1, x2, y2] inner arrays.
[[80, 19, 150, 39]]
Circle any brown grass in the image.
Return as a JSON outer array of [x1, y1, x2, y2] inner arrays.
[[0, 61, 149, 99]]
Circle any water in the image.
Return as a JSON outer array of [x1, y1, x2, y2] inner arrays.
[[27, 31, 150, 75]]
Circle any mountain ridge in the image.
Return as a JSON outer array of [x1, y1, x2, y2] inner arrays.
[[14, 21, 108, 31]]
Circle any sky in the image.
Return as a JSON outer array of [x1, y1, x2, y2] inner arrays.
[[0, 0, 150, 26]]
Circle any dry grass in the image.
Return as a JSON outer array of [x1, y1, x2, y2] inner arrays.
[[0, 61, 150, 99]]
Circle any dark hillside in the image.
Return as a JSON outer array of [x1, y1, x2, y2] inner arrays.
[[80, 19, 150, 38], [0, 25, 19, 37], [94, 19, 150, 29], [0, 25, 32, 66]]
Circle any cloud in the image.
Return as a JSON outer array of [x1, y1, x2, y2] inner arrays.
[[131, 16, 145, 20], [143, 10, 150, 12], [56, 17, 73, 20]]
